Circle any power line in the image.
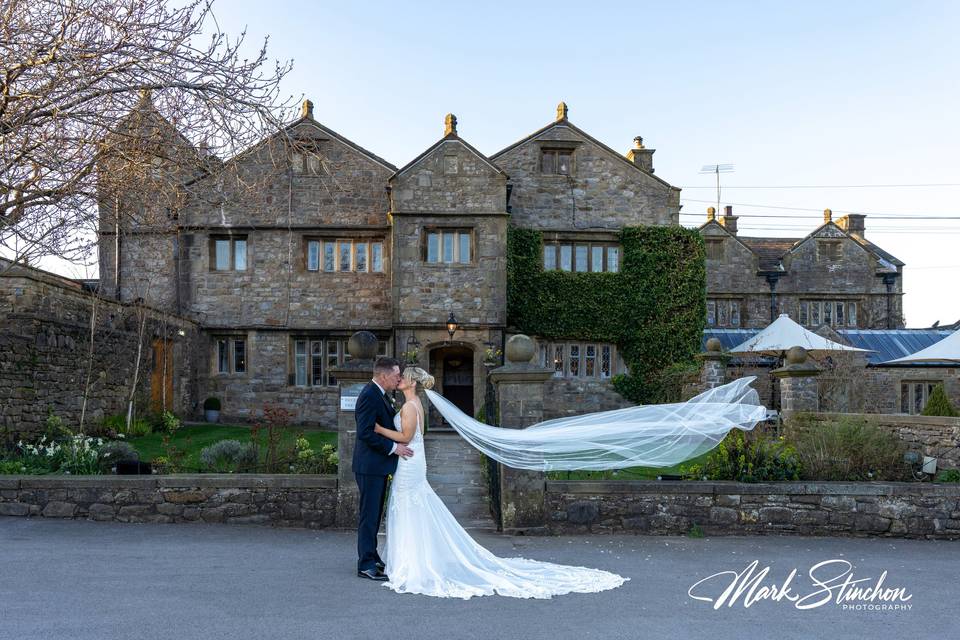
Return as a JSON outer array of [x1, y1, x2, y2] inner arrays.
[[679, 212, 960, 220], [679, 197, 960, 219], [680, 183, 960, 189]]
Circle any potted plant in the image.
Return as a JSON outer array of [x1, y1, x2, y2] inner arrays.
[[483, 347, 503, 367], [203, 397, 221, 423]]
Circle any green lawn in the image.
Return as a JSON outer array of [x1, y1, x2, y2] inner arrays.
[[128, 424, 337, 472], [546, 450, 712, 481]]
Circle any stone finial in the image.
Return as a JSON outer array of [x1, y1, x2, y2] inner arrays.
[[823, 208, 833, 223], [705, 337, 722, 353], [301, 99, 314, 119], [707, 206, 716, 222], [444, 113, 458, 137], [556, 101, 568, 121], [633, 136, 645, 149], [347, 331, 378, 360], [505, 334, 536, 363], [785, 345, 808, 365]]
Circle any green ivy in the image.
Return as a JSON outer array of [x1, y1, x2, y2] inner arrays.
[[506, 225, 706, 404]]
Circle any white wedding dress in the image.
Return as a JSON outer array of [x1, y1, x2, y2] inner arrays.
[[381, 403, 628, 599]]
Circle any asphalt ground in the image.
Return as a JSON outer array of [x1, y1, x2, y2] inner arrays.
[[1, 518, 955, 640]]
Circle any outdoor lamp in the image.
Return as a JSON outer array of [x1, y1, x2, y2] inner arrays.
[[446, 313, 458, 340]]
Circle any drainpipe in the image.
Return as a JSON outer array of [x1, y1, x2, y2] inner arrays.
[[882, 273, 899, 329], [765, 273, 781, 323]]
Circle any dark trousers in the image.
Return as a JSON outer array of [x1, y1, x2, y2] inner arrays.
[[355, 472, 389, 572]]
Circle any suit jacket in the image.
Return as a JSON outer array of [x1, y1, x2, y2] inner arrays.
[[352, 381, 400, 476]]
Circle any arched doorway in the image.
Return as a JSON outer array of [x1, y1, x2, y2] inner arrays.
[[429, 344, 475, 427]]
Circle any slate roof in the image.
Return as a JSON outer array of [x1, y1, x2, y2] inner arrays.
[[703, 328, 957, 366]]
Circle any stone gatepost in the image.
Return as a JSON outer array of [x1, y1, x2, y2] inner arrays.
[[330, 331, 379, 528], [772, 346, 821, 414], [697, 337, 727, 389], [489, 334, 554, 535]]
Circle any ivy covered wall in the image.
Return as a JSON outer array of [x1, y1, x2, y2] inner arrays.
[[506, 225, 706, 403]]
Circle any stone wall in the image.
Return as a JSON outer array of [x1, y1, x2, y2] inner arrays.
[[546, 480, 960, 539], [786, 412, 960, 470], [0, 266, 201, 434], [0, 475, 338, 528], [542, 377, 632, 421]]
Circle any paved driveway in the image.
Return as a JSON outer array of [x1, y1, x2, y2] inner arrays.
[[1, 518, 955, 640]]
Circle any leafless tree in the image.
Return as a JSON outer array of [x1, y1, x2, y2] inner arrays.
[[0, 0, 296, 270]]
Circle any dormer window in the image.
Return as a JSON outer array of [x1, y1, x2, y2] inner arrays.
[[541, 148, 573, 175]]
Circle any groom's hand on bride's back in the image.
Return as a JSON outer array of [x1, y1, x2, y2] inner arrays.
[[395, 443, 414, 458]]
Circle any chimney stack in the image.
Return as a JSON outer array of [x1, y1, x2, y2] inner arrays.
[[720, 205, 738, 235], [836, 213, 866, 238], [706, 206, 716, 222], [626, 135, 655, 173]]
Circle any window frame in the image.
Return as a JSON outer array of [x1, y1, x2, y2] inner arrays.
[[799, 299, 858, 328], [540, 147, 574, 176], [537, 340, 625, 380], [306, 237, 384, 273], [209, 235, 248, 272], [213, 335, 248, 375], [289, 336, 391, 387], [423, 228, 474, 265], [543, 241, 621, 273]]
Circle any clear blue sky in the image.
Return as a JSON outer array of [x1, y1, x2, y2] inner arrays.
[[72, 1, 960, 326]]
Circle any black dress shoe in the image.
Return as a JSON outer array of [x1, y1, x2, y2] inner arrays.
[[358, 568, 388, 581], [375, 561, 385, 572]]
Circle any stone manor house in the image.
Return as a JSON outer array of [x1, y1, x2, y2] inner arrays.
[[90, 98, 936, 426]]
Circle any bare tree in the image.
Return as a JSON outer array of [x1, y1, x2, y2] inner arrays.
[[0, 0, 295, 269]]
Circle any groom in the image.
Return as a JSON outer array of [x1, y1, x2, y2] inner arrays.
[[353, 357, 414, 581]]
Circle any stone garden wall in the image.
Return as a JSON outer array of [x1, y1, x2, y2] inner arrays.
[[5, 474, 958, 541], [0, 265, 202, 434], [546, 480, 960, 539], [0, 475, 338, 528]]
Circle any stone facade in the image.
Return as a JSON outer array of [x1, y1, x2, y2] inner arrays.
[[545, 480, 960, 538], [701, 208, 904, 330], [0, 262, 201, 434], [95, 103, 674, 425]]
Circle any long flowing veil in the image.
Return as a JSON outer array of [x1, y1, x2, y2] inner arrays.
[[423, 376, 771, 471]]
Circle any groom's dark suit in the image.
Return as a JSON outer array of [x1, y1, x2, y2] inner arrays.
[[353, 380, 400, 573]]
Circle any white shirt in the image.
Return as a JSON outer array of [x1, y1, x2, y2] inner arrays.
[[372, 379, 399, 456]]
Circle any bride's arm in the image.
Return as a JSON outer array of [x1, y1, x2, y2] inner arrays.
[[373, 422, 408, 443], [372, 405, 417, 444]]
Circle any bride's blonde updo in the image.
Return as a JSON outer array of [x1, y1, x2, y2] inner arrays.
[[402, 366, 435, 390]]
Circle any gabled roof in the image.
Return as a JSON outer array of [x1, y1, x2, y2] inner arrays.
[[698, 219, 768, 264], [490, 116, 679, 191], [390, 131, 506, 181], [700, 219, 904, 274], [225, 114, 397, 173]]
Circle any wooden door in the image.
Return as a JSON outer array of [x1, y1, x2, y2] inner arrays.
[[150, 338, 174, 413]]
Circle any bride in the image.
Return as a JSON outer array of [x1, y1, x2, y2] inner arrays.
[[372, 366, 629, 599]]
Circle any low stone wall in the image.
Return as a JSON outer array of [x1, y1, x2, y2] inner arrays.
[[546, 480, 960, 539], [0, 475, 338, 529], [787, 412, 960, 470]]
